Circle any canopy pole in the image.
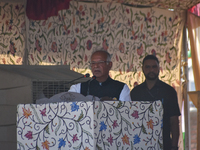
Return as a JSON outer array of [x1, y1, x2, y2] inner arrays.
[[183, 22, 190, 150]]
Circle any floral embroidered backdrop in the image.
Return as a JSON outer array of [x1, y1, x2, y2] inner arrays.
[[27, 2, 185, 89], [0, 1, 185, 149], [0, 1, 185, 88], [0, 2, 25, 65]]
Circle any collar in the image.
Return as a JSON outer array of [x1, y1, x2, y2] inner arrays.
[[143, 79, 161, 89], [94, 76, 112, 86]]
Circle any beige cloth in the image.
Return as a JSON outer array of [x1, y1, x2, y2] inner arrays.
[[187, 11, 200, 91]]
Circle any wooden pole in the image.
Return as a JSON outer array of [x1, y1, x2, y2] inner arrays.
[[183, 23, 190, 150]]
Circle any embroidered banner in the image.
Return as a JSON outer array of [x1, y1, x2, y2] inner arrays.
[[17, 101, 163, 150]]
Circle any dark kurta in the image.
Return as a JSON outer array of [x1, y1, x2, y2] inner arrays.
[[130, 79, 181, 150]]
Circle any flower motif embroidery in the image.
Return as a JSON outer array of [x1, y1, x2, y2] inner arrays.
[[137, 44, 143, 56], [71, 102, 79, 112], [84, 54, 88, 62], [42, 140, 50, 150], [75, 28, 79, 33], [25, 131, 33, 140], [102, 39, 109, 50], [122, 134, 130, 145], [107, 134, 113, 146], [165, 52, 171, 64], [87, 28, 92, 33], [112, 120, 119, 129], [72, 134, 79, 143], [70, 38, 78, 51], [51, 42, 57, 52], [35, 39, 42, 53], [126, 8, 129, 14], [131, 110, 139, 119], [161, 119, 163, 128], [86, 40, 92, 50], [111, 19, 115, 25], [99, 121, 107, 131], [40, 108, 46, 116], [145, 12, 152, 23], [151, 49, 156, 55], [147, 119, 154, 130], [85, 147, 90, 150], [58, 138, 66, 148], [133, 134, 141, 145], [22, 107, 32, 119], [79, 5, 83, 12], [8, 41, 17, 56], [119, 43, 125, 53], [126, 64, 134, 73]]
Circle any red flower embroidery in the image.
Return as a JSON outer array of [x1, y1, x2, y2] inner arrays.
[[119, 43, 125, 53], [72, 134, 79, 143], [165, 52, 171, 64], [35, 39, 42, 53], [102, 39, 109, 50], [25, 131, 33, 140], [86, 40, 92, 50], [131, 110, 139, 119], [137, 44, 143, 56], [70, 38, 78, 51], [51, 42, 57, 52]]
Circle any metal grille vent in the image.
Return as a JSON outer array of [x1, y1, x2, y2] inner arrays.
[[32, 81, 75, 103]]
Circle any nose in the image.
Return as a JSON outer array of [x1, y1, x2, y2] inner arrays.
[[91, 62, 100, 68], [150, 67, 154, 71]]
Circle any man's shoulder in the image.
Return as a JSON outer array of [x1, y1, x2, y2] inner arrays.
[[158, 80, 176, 90], [111, 78, 125, 86], [131, 82, 145, 90]]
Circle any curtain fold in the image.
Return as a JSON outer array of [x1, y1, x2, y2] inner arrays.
[[188, 3, 200, 16], [187, 11, 200, 91], [26, 0, 71, 20]]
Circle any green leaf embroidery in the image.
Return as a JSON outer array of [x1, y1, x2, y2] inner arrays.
[[44, 125, 50, 135], [77, 110, 84, 122]]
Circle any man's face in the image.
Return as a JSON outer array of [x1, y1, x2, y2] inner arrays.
[[142, 59, 159, 80], [90, 51, 112, 82]]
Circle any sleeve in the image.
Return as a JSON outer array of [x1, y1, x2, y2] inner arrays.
[[119, 84, 131, 101], [68, 83, 81, 93], [164, 88, 181, 117], [169, 89, 181, 117]]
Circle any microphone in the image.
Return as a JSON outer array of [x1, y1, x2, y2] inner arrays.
[[63, 73, 90, 86], [84, 73, 90, 78], [87, 75, 96, 95]]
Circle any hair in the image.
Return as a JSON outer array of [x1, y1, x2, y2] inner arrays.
[[91, 48, 112, 62], [142, 55, 159, 65]]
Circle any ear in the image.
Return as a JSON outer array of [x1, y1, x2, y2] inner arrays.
[[108, 61, 112, 69]]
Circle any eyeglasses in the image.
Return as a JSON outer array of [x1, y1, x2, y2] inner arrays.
[[89, 61, 110, 67]]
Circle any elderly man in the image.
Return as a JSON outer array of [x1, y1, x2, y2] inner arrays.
[[130, 55, 181, 150], [68, 49, 131, 101]]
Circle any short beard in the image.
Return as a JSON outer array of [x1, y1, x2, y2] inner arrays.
[[144, 72, 159, 80]]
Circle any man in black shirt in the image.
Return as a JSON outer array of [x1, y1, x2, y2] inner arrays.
[[130, 55, 181, 150]]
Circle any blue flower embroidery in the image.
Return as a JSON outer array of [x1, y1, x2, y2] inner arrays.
[[58, 138, 66, 148], [71, 102, 79, 112], [99, 121, 107, 131], [161, 119, 163, 128], [133, 134, 141, 145]]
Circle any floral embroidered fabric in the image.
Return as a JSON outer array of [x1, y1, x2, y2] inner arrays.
[[17, 101, 163, 150]]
